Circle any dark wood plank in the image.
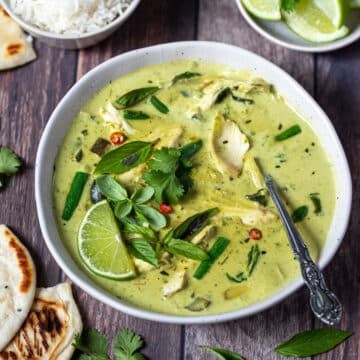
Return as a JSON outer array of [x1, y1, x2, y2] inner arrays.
[[314, 41, 360, 360], [0, 43, 77, 286]]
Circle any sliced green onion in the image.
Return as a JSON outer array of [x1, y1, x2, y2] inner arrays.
[[62, 172, 89, 221], [275, 124, 302, 141], [150, 96, 169, 114], [193, 237, 230, 279], [123, 110, 150, 120]]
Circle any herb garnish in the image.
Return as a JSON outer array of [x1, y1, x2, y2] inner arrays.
[[127, 238, 158, 267], [123, 110, 150, 120], [245, 188, 268, 207], [94, 141, 152, 175], [115, 87, 160, 108], [150, 95, 169, 114], [292, 205, 308, 223], [275, 124, 302, 141], [226, 272, 247, 283], [214, 87, 254, 105], [281, 0, 300, 12], [310, 192, 322, 214], [171, 71, 201, 84], [275, 328, 352, 357], [73, 327, 146, 360], [200, 346, 246, 360], [0, 146, 21, 189]]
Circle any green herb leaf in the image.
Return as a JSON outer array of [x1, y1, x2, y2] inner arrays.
[[131, 186, 154, 204], [173, 208, 219, 240], [94, 141, 152, 175], [121, 218, 156, 241], [247, 244, 260, 275], [172, 71, 201, 84], [114, 200, 133, 219], [226, 272, 247, 283], [275, 328, 352, 357], [180, 140, 203, 160], [292, 205, 308, 223], [281, 0, 300, 12], [0, 146, 21, 176], [113, 328, 145, 360], [135, 204, 167, 229], [310, 193, 322, 214], [275, 124, 302, 141], [166, 238, 209, 260], [96, 175, 128, 201], [194, 237, 230, 279], [215, 87, 231, 104], [150, 95, 169, 114], [231, 94, 254, 104], [128, 238, 158, 267], [200, 346, 246, 360], [147, 147, 181, 174], [123, 110, 150, 120], [72, 329, 109, 358], [115, 87, 160, 108], [245, 188, 268, 207]]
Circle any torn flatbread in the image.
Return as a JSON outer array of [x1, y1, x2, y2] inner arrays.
[[0, 283, 83, 359], [0, 224, 36, 351], [0, 6, 36, 71]]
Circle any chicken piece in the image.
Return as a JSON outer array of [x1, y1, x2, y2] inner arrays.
[[99, 102, 135, 134], [243, 153, 265, 190], [163, 271, 187, 298], [133, 258, 155, 273], [222, 205, 277, 226], [191, 225, 216, 245], [153, 126, 184, 148]]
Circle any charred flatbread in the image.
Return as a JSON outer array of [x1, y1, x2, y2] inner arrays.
[[0, 283, 83, 359], [0, 6, 36, 71], [0, 224, 36, 351]]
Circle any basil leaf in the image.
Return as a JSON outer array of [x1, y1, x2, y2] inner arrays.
[[150, 96, 169, 114], [166, 239, 209, 260], [114, 200, 133, 219], [247, 244, 260, 276], [115, 87, 160, 108], [231, 94, 254, 104], [128, 238, 158, 267], [200, 346, 245, 360], [172, 71, 201, 84], [123, 110, 150, 120], [292, 205, 308, 223], [96, 175, 128, 201], [226, 272, 247, 283], [245, 188, 268, 207], [121, 218, 156, 241], [94, 141, 152, 175], [173, 208, 219, 240], [275, 124, 302, 141], [131, 186, 154, 204], [215, 87, 231, 104], [310, 193, 322, 214], [180, 140, 203, 160], [135, 204, 166, 230], [275, 328, 352, 357]]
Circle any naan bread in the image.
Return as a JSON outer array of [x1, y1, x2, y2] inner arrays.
[[0, 283, 83, 360], [0, 6, 36, 71], [0, 224, 36, 352]]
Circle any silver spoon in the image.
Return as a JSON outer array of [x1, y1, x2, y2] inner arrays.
[[265, 175, 342, 326]]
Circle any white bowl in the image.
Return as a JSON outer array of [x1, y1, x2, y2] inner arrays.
[[0, 0, 142, 49], [35, 41, 352, 324], [235, 0, 360, 52]]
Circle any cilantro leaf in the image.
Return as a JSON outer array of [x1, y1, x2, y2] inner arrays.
[[73, 329, 109, 358], [0, 147, 21, 176], [147, 147, 180, 174], [281, 0, 299, 12], [113, 328, 145, 360]]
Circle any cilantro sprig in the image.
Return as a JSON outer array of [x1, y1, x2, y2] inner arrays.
[[0, 146, 21, 189], [73, 328, 145, 360]]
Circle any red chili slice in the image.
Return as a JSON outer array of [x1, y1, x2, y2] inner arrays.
[[248, 228, 262, 240], [110, 131, 126, 145], [159, 203, 173, 214]]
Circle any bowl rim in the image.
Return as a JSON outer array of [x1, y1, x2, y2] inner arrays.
[[35, 41, 352, 324], [0, 0, 142, 39], [235, 0, 360, 53]]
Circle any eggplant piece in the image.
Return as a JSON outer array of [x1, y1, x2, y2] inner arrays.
[[90, 180, 104, 203], [185, 297, 211, 311], [90, 138, 110, 156]]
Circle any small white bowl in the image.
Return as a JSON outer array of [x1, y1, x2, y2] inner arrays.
[[35, 41, 352, 324], [235, 0, 360, 52], [0, 0, 142, 49]]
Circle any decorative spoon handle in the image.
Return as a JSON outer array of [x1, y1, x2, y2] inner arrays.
[[265, 175, 342, 326]]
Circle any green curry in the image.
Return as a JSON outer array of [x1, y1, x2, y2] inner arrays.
[[53, 60, 335, 315]]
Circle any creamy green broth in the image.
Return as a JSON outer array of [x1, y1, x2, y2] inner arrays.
[[53, 60, 335, 315]]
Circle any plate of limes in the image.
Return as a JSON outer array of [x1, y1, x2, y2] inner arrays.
[[236, 0, 360, 52]]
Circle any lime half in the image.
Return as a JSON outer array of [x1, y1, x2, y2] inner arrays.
[[351, 0, 360, 8], [282, 0, 349, 43], [242, 0, 281, 21], [78, 200, 135, 280]]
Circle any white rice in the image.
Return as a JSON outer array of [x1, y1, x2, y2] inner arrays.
[[9, 0, 133, 34]]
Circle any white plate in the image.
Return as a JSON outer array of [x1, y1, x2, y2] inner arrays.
[[35, 41, 352, 324], [235, 0, 360, 52]]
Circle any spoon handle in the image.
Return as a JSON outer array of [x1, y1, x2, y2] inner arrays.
[[265, 175, 342, 326]]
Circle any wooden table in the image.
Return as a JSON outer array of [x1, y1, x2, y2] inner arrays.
[[1, 1, 359, 359]]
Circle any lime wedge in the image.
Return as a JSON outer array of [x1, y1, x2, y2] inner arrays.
[[282, 0, 349, 43], [78, 200, 135, 280], [242, 0, 281, 21], [351, 0, 360, 8]]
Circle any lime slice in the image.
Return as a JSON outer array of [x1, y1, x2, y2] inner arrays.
[[282, 0, 349, 43], [78, 200, 135, 280], [242, 0, 281, 21], [351, 0, 360, 8]]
